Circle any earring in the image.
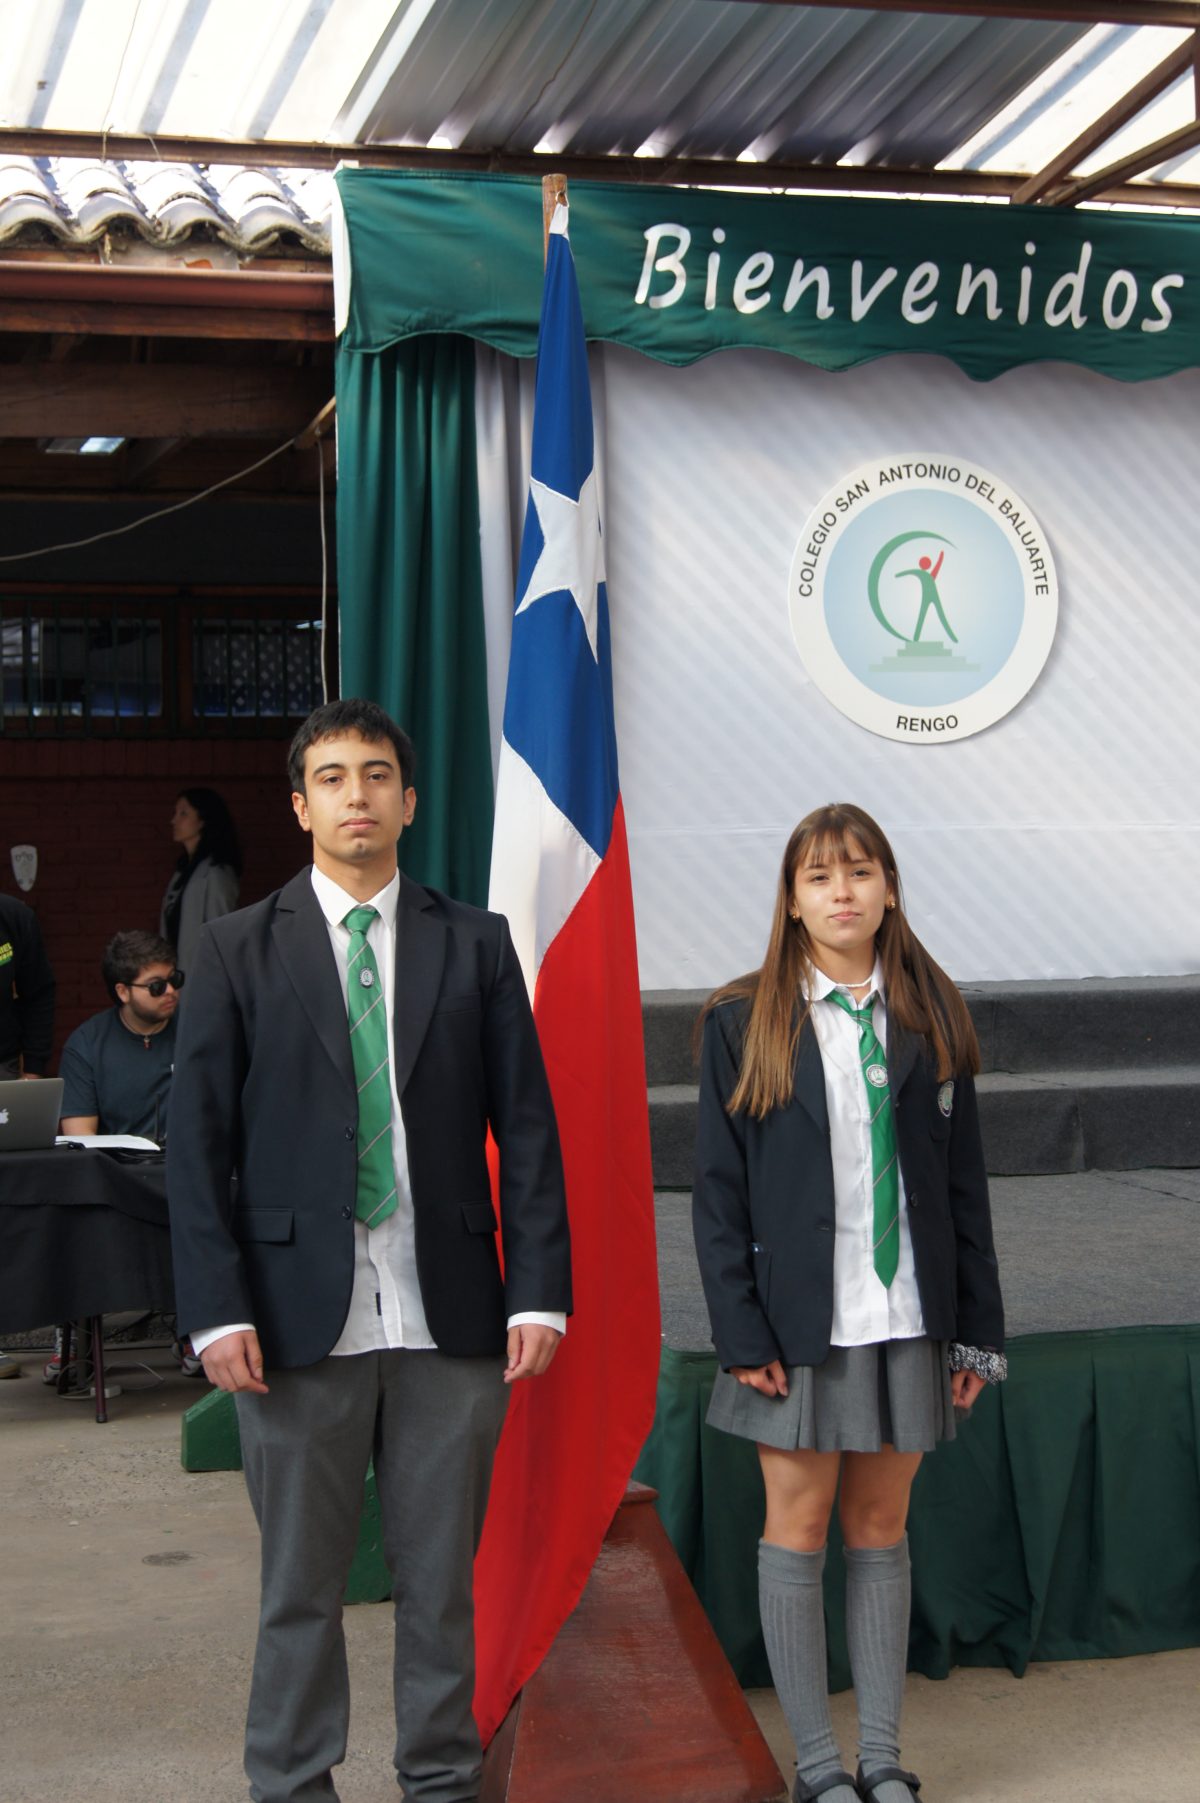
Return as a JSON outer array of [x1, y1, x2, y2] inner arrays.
[[789, 911, 799, 922], [885, 899, 896, 911]]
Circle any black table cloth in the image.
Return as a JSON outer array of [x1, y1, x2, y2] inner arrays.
[[0, 1146, 174, 1331]]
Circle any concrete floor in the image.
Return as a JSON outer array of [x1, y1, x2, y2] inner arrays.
[[2, 1348, 1197, 1803]]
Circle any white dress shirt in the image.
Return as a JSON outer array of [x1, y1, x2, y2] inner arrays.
[[806, 960, 927, 1348], [190, 866, 564, 1358]]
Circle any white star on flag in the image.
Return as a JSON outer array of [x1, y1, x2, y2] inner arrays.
[[514, 467, 605, 661]]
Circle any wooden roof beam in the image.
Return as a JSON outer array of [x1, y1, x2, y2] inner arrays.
[[4, 129, 1200, 213], [0, 260, 332, 341], [121, 438, 185, 486], [295, 398, 336, 451], [0, 299, 331, 340], [1013, 32, 1197, 203], [2, 363, 330, 438], [1049, 115, 1200, 200], [0, 260, 330, 310]]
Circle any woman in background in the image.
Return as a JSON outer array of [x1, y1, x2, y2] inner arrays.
[[161, 787, 242, 972]]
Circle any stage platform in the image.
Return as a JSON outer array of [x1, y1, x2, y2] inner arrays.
[[633, 979, 1200, 1693], [655, 1170, 1200, 1349]]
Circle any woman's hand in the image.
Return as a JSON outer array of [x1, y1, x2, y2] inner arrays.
[[731, 1359, 789, 1398], [951, 1368, 986, 1412]]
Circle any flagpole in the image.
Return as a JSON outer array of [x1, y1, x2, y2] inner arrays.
[[478, 161, 784, 1803], [541, 172, 567, 261]]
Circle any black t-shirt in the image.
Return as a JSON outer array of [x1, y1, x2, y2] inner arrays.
[[59, 1007, 177, 1140]]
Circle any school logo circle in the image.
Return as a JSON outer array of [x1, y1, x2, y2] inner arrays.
[[788, 456, 1058, 742]]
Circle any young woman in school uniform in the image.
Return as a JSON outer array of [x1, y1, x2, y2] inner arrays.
[[693, 803, 1006, 1803]]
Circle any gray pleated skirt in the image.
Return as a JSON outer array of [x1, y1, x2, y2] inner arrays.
[[706, 1338, 954, 1454]]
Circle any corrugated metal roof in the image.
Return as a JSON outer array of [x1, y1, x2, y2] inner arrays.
[[342, 1, 1088, 171], [0, 154, 333, 251], [1, 0, 1199, 245], [0, 1, 1090, 165]]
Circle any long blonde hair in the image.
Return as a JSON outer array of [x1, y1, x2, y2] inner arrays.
[[703, 803, 979, 1119]]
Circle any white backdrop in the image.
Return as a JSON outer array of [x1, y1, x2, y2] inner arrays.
[[476, 344, 1200, 989]]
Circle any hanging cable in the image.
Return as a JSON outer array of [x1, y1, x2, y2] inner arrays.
[[317, 438, 330, 703], [0, 437, 297, 565]]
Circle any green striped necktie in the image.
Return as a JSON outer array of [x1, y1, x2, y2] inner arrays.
[[827, 989, 900, 1287], [343, 905, 397, 1229]]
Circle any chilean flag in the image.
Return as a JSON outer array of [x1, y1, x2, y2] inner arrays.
[[473, 203, 661, 1741]]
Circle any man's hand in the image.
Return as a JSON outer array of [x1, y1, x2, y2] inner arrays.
[[951, 1368, 986, 1412], [202, 1329, 269, 1395], [731, 1359, 789, 1398], [504, 1323, 562, 1383], [20, 1072, 43, 1080]]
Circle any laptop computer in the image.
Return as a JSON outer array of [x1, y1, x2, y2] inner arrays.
[[0, 1077, 64, 1152]]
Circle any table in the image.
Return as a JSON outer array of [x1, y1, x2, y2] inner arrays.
[[0, 1146, 174, 1421]]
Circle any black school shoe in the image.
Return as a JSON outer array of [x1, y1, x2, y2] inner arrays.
[[794, 1774, 860, 1801], [856, 1764, 922, 1800]]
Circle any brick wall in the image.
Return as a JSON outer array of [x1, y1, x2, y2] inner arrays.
[[1, 738, 308, 1064]]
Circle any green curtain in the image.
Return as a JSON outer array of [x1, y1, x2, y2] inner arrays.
[[335, 333, 493, 906], [634, 1329, 1200, 1690]]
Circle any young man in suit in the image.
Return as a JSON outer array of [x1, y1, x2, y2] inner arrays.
[[167, 699, 571, 1803]]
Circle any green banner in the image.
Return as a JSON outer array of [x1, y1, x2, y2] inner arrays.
[[336, 169, 1200, 383]]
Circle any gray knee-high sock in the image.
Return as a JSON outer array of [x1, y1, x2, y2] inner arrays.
[[845, 1536, 914, 1803], [758, 1541, 856, 1803]]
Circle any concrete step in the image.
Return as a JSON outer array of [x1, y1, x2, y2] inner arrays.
[[967, 980, 1200, 1077], [641, 978, 1200, 1087], [648, 1065, 1200, 1188]]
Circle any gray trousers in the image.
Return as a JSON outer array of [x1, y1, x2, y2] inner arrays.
[[235, 1349, 509, 1803]]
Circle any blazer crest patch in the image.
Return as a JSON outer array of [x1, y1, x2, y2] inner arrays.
[[937, 1079, 954, 1118]]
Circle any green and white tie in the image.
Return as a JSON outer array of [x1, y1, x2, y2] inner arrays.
[[343, 905, 397, 1229], [828, 990, 900, 1287]]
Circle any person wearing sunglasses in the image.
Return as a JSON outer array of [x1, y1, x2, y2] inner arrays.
[[59, 929, 182, 1143]]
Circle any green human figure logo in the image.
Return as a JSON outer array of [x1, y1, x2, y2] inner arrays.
[[896, 549, 958, 643], [866, 529, 976, 674]]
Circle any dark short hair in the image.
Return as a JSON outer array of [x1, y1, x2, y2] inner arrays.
[[102, 930, 178, 1003], [287, 699, 415, 794]]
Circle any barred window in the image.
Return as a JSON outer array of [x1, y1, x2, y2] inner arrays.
[[1, 604, 164, 725], [0, 590, 332, 736], [192, 615, 324, 720]]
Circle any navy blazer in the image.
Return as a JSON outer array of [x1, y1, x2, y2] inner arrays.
[[166, 870, 571, 1368], [693, 998, 1004, 1371]]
